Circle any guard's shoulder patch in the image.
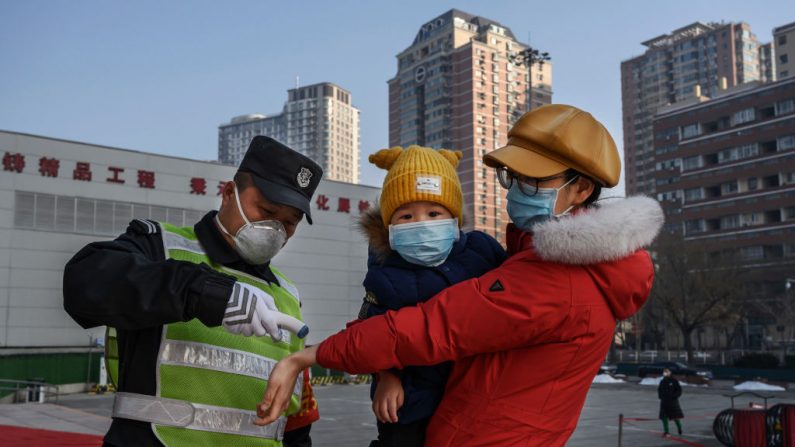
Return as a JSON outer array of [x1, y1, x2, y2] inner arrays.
[[127, 218, 160, 235]]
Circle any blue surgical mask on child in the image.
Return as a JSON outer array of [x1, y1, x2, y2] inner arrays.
[[506, 176, 578, 231], [388, 218, 460, 267]]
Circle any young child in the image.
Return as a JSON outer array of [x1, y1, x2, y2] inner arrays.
[[359, 145, 506, 447]]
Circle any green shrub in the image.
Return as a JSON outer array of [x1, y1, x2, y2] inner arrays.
[[734, 353, 779, 369], [785, 355, 795, 369]]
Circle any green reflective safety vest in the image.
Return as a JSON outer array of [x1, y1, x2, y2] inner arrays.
[[105, 222, 304, 446]]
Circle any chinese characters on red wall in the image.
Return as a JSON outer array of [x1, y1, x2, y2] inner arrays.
[[316, 194, 370, 215], [3, 152, 373, 215]]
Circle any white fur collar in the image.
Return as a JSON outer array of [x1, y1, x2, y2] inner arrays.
[[532, 196, 663, 264]]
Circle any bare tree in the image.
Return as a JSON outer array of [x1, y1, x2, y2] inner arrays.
[[640, 292, 668, 350], [649, 233, 747, 362], [753, 292, 795, 362]]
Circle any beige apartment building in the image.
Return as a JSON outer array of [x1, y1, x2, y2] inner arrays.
[[387, 9, 552, 241], [219, 82, 361, 184]]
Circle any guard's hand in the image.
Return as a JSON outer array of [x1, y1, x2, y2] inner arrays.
[[223, 282, 308, 341], [372, 370, 404, 423]]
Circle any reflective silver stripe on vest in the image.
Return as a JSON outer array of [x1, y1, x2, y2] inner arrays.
[[113, 392, 287, 440], [160, 339, 303, 397], [163, 230, 205, 255]]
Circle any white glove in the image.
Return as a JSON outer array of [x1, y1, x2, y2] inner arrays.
[[223, 282, 308, 341]]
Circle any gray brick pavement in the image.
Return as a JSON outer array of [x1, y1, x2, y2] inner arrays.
[[1, 381, 793, 446]]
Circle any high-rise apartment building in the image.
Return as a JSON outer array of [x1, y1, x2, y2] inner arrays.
[[652, 77, 795, 344], [388, 9, 552, 240], [218, 82, 360, 184], [774, 21, 795, 79], [622, 22, 763, 196]]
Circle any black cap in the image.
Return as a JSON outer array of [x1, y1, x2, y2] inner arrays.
[[237, 136, 323, 224]]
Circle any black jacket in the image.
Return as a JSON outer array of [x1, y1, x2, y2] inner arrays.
[[63, 211, 300, 446], [658, 376, 684, 420], [362, 230, 506, 424]]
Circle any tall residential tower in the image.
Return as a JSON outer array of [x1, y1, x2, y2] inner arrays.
[[388, 9, 552, 240]]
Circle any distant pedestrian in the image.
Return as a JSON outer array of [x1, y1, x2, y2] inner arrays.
[[658, 368, 684, 437]]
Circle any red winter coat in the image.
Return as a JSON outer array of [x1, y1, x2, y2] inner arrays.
[[317, 197, 662, 446]]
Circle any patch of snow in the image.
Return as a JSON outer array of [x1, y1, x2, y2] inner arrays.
[[640, 377, 663, 386], [733, 381, 786, 391], [593, 374, 625, 384]]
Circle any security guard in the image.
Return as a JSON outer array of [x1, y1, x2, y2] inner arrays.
[[64, 136, 321, 447]]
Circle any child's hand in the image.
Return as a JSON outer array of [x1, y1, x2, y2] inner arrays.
[[372, 370, 404, 424]]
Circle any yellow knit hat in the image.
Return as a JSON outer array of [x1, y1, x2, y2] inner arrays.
[[370, 145, 463, 228]]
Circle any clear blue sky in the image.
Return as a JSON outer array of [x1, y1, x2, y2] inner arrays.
[[1, 0, 791, 191]]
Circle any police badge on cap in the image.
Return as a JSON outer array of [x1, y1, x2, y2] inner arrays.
[[297, 167, 313, 189], [237, 136, 324, 224]]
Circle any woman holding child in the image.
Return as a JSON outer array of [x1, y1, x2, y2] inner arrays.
[[257, 104, 664, 446]]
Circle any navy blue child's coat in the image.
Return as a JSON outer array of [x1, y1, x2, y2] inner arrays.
[[357, 208, 506, 424]]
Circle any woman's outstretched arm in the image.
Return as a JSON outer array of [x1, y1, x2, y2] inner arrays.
[[256, 345, 319, 425]]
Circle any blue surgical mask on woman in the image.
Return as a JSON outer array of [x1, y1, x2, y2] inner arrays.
[[506, 176, 578, 231], [388, 218, 460, 267]]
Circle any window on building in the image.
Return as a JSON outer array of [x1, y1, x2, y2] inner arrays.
[[764, 174, 781, 188], [731, 107, 756, 126], [718, 143, 759, 163], [780, 54, 789, 65], [682, 155, 704, 170], [739, 143, 759, 158], [721, 181, 739, 195], [778, 135, 795, 151], [14, 191, 204, 236], [740, 245, 764, 260], [684, 188, 704, 201], [741, 213, 762, 226], [656, 144, 678, 155], [776, 99, 795, 115], [720, 214, 741, 229], [685, 219, 706, 234], [681, 123, 701, 139], [747, 177, 758, 190]]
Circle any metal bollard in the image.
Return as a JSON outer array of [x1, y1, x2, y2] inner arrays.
[[618, 413, 624, 447]]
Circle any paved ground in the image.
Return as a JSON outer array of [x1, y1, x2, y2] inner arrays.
[[1, 380, 793, 446]]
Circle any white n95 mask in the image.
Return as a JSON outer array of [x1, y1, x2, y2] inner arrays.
[[215, 185, 287, 265]]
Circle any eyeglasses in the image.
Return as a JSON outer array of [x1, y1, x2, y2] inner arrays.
[[496, 167, 569, 197]]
